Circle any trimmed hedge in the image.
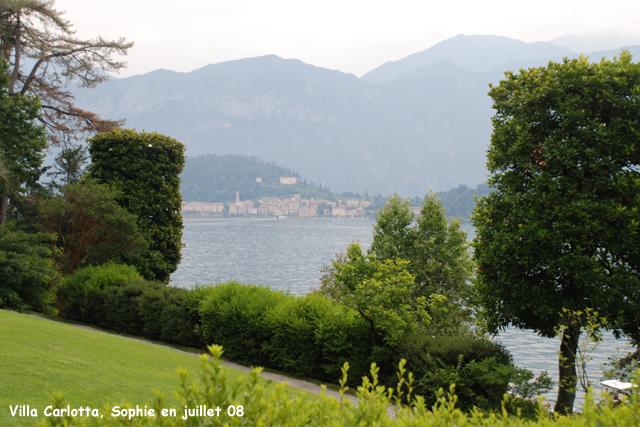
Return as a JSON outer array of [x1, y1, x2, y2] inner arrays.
[[88, 129, 186, 283], [62, 269, 519, 411], [198, 283, 376, 382], [61, 264, 200, 347]]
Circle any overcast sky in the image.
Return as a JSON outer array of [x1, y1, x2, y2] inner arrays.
[[56, 0, 640, 78]]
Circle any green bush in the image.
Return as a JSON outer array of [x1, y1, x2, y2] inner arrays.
[[0, 222, 59, 314], [60, 264, 200, 346], [197, 282, 378, 382], [59, 278, 526, 411], [263, 292, 375, 381], [396, 333, 517, 411], [198, 282, 289, 366], [310, 298, 376, 383], [60, 263, 141, 321]]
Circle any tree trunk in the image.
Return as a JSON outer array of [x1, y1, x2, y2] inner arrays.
[[554, 325, 581, 414], [9, 12, 22, 95], [0, 194, 8, 225]]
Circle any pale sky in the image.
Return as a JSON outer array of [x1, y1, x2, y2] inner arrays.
[[56, 0, 640, 78]]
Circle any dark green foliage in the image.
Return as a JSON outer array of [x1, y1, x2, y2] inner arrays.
[[181, 154, 334, 202], [0, 221, 60, 313], [435, 183, 492, 219], [39, 179, 148, 275], [60, 263, 200, 346], [0, 58, 47, 224], [396, 333, 517, 411], [60, 262, 142, 321], [312, 302, 377, 382], [416, 334, 512, 367], [263, 292, 373, 379], [58, 273, 530, 412], [473, 51, 640, 413], [196, 282, 519, 410], [88, 129, 186, 283]]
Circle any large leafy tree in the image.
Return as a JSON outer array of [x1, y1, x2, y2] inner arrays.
[[369, 193, 475, 331], [473, 52, 640, 414], [88, 129, 186, 283]]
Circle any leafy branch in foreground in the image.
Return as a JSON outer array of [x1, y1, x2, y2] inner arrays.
[[35, 344, 640, 426]]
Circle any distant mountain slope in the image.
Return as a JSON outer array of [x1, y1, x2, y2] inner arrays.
[[72, 35, 640, 198], [361, 34, 572, 84], [181, 154, 333, 202], [73, 54, 492, 195], [436, 183, 492, 220]]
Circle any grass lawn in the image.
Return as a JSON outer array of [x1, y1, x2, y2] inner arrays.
[[0, 309, 311, 426]]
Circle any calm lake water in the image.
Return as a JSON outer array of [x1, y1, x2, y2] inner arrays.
[[171, 215, 629, 406]]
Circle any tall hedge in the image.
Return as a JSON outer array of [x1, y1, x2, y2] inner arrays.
[[88, 130, 185, 283]]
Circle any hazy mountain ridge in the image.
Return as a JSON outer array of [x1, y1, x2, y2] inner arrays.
[[72, 35, 640, 197], [361, 35, 572, 84]]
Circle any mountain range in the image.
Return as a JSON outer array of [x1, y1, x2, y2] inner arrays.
[[71, 34, 640, 196]]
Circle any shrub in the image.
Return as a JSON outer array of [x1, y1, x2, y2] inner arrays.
[[264, 292, 375, 381], [396, 333, 516, 411], [0, 222, 59, 314], [60, 263, 141, 321], [59, 277, 526, 411], [197, 282, 289, 366], [60, 264, 200, 346], [312, 300, 376, 384]]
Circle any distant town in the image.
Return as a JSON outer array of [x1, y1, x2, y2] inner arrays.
[[181, 176, 382, 217], [182, 192, 375, 218]]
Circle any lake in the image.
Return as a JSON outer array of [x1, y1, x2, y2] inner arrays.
[[171, 215, 630, 406]]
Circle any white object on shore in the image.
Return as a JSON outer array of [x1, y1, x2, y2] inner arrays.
[[601, 380, 636, 395]]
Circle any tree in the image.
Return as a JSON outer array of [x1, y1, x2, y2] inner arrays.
[[0, 0, 132, 221], [472, 52, 640, 414], [0, 57, 46, 225], [46, 143, 88, 193], [88, 129, 186, 283], [321, 193, 475, 340], [38, 178, 147, 276], [369, 193, 475, 333], [0, 0, 132, 144], [320, 242, 432, 347]]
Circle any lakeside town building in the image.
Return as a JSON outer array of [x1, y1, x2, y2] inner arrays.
[[183, 193, 373, 217]]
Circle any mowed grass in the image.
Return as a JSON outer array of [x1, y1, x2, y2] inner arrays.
[[0, 309, 311, 426]]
